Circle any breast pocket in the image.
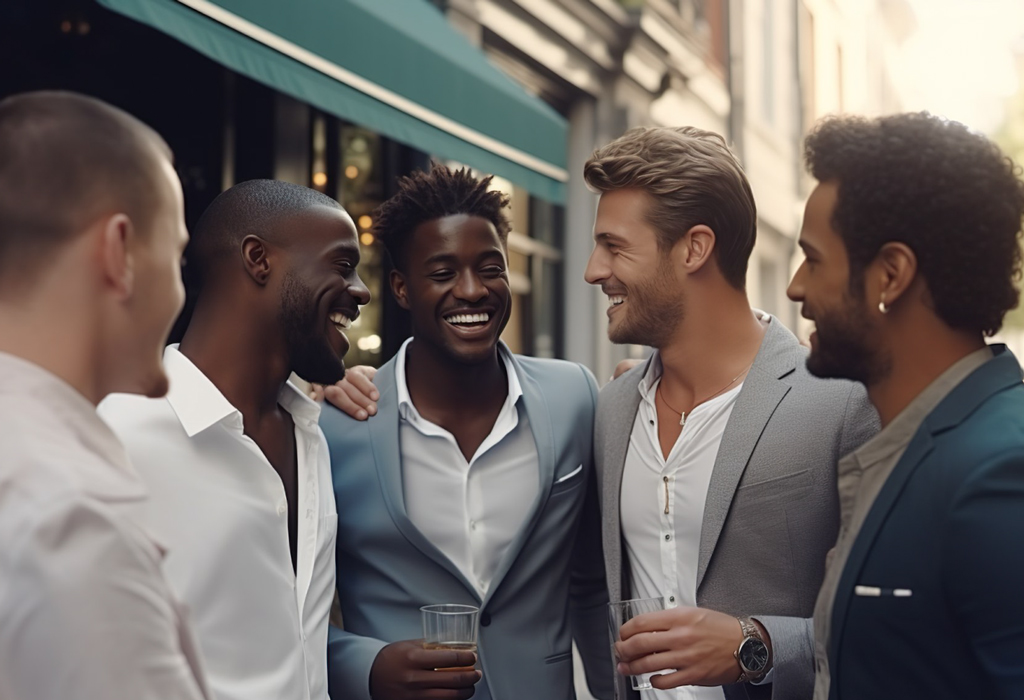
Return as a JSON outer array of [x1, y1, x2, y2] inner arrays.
[[550, 464, 585, 496]]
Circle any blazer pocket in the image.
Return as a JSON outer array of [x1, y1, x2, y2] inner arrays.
[[736, 468, 812, 499], [550, 464, 585, 495], [545, 650, 573, 664]]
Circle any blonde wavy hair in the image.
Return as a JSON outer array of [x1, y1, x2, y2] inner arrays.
[[584, 126, 757, 289]]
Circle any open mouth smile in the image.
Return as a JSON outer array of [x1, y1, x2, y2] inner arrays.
[[329, 311, 356, 334], [444, 312, 491, 328]]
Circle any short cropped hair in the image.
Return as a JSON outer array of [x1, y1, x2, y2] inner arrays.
[[0, 91, 172, 289], [805, 112, 1024, 336], [187, 179, 342, 289], [373, 165, 511, 272], [584, 126, 757, 289]]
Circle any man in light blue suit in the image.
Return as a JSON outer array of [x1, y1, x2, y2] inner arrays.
[[320, 165, 613, 700]]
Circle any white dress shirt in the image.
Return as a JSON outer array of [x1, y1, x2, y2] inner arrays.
[[620, 352, 740, 700], [98, 346, 337, 700], [395, 338, 539, 597], [0, 352, 209, 700]]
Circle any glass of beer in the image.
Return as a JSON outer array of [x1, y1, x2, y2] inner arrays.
[[608, 596, 666, 691], [421, 604, 479, 670]]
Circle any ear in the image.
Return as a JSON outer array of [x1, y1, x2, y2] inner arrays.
[[241, 235, 271, 285], [100, 214, 135, 300], [674, 224, 716, 274], [872, 241, 917, 311], [389, 269, 410, 310]]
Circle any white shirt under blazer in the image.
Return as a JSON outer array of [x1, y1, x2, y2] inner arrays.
[[620, 353, 740, 700], [394, 338, 539, 598], [99, 346, 337, 700]]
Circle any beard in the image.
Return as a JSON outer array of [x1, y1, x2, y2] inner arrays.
[[280, 272, 347, 386], [608, 261, 684, 348], [806, 294, 888, 385]]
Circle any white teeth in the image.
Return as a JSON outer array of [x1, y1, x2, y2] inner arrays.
[[608, 296, 625, 306], [329, 312, 352, 330], [445, 313, 491, 325]]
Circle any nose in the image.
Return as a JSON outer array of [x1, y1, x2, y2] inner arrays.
[[453, 270, 488, 303], [786, 261, 805, 304], [584, 245, 609, 286], [348, 272, 371, 306]]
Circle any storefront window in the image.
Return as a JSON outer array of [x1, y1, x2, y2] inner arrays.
[[335, 125, 386, 368]]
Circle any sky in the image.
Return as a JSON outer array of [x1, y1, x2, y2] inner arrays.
[[898, 0, 1024, 134]]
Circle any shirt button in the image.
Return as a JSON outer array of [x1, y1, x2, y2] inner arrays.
[[470, 521, 477, 531], [277, 503, 287, 516], [669, 596, 676, 603], [664, 534, 672, 541]]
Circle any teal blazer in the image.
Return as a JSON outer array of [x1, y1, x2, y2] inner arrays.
[[828, 346, 1024, 699], [321, 348, 613, 700]]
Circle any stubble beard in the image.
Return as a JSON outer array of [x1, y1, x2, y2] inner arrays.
[[608, 264, 685, 349]]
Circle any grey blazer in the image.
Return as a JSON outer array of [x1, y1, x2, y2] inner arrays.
[[595, 318, 878, 700], [322, 348, 614, 700]]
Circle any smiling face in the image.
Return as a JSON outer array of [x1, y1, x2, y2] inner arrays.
[[275, 205, 369, 384], [392, 214, 511, 365], [787, 181, 887, 384], [584, 188, 684, 349]]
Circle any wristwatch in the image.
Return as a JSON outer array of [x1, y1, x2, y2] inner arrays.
[[734, 617, 771, 683]]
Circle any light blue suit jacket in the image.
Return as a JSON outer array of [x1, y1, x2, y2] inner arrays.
[[321, 347, 614, 700]]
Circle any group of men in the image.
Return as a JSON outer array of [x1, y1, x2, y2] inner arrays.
[[1, 89, 1022, 700]]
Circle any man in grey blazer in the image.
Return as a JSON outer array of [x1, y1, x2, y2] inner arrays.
[[584, 127, 877, 700], [320, 166, 612, 700]]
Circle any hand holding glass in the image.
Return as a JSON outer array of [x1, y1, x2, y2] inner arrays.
[[609, 596, 666, 691], [421, 604, 479, 671]]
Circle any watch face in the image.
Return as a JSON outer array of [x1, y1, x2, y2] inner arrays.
[[739, 638, 769, 673]]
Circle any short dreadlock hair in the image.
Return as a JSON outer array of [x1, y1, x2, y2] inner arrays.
[[374, 165, 511, 272], [805, 112, 1024, 336]]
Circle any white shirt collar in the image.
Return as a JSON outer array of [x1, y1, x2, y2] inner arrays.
[[163, 345, 322, 438], [394, 337, 523, 422]]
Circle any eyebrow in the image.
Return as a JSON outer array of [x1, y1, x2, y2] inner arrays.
[[324, 240, 360, 259], [594, 231, 628, 244]]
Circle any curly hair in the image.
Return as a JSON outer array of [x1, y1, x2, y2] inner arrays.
[[584, 126, 757, 289], [805, 112, 1024, 336], [374, 165, 511, 272]]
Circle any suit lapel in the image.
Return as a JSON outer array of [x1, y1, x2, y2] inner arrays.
[[603, 361, 647, 604], [482, 353, 555, 607], [368, 359, 481, 599], [697, 320, 798, 590]]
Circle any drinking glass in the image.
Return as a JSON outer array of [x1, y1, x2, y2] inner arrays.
[[608, 596, 666, 691], [421, 604, 479, 670]]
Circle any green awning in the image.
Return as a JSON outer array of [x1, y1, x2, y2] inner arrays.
[[97, 0, 569, 203]]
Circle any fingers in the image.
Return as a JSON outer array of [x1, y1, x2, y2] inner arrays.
[[308, 383, 326, 402], [650, 669, 700, 690], [615, 630, 676, 667], [417, 688, 477, 700], [619, 609, 677, 640], [324, 382, 374, 420], [411, 648, 478, 672], [416, 669, 482, 689], [613, 358, 643, 380], [345, 368, 379, 410], [350, 364, 379, 384]]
